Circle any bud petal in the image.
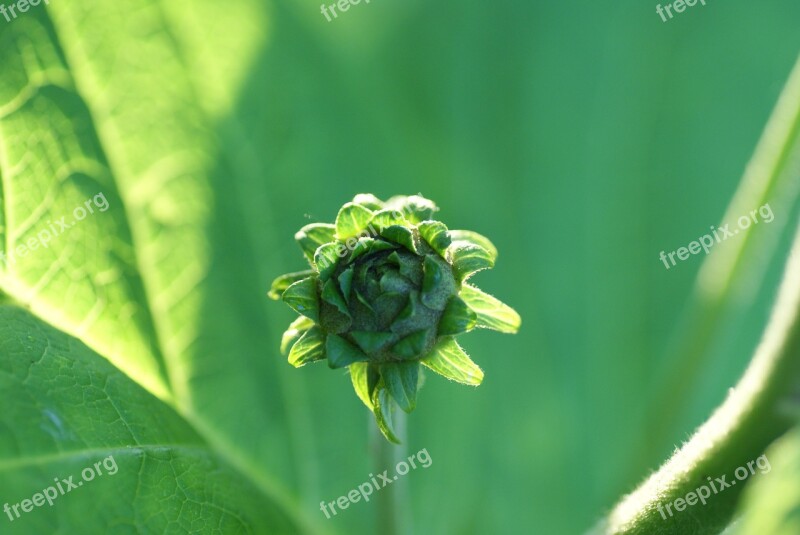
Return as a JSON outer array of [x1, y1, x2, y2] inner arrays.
[[270, 194, 520, 443], [460, 283, 521, 334], [421, 338, 483, 386]]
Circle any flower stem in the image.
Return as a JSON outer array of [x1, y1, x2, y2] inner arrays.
[[589, 220, 800, 534], [370, 402, 408, 535]]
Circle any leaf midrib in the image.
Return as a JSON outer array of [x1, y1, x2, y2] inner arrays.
[[0, 444, 208, 472]]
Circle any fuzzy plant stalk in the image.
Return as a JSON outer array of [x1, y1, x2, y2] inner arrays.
[[592, 54, 800, 535], [268, 193, 521, 443], [589, 219, 800, 535], [370, 409, 408, 535]]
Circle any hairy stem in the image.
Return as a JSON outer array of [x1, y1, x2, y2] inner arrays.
[[370, 404, 408, 535], [590, 220, 800, 534]]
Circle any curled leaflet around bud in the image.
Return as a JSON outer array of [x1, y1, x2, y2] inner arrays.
[[269, 193, 521, 442]]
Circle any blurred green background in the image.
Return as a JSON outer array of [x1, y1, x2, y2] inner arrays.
[[244, 1, 800, 533], [2, 0, 800, 534]]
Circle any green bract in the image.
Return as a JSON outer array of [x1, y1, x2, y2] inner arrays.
[[269, 194, 521, 442]]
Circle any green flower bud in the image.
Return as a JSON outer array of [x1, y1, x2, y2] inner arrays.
[[269, 194, 521, 442]]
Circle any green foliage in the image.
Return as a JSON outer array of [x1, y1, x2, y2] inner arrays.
[[0, 2, 316, 532], [0, 308, 301, 532], [590, 54, 800, 535], [732, 427, 800, 535], [0, 0, 798, 533], [269, 194, 521, 442]]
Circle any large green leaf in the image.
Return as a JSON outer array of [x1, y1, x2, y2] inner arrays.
[[0, 3, 322, 533], [0, 307, 303, 533], [2, 0, 798, 534]]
